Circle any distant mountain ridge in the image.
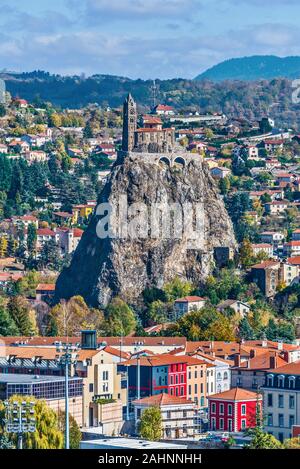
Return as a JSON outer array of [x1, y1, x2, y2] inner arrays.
[[195, 55, 300, 81]]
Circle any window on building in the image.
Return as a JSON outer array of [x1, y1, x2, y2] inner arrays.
[[278, 414, 284, 428], [241, 404, 246, 416], [167, 411, 171, 419], [180, 387, 184, 396], [220, 403, 224, 415], [241, 419, 246, 430], [267, 375, 274, 387], [278, 395, 284, 408], [219, 418, 224, 430], [289, 377, 296, 389], [211, 403, 216, 413], [267, 414, 273, 426], [211, 418, 216, 431], [188, 385, 191, 395], [180, 375, 184, 384], [267, 393, 273, 407], [289, 395, 295, 409], [89, 383, 93, 393], [224, 372, 228, 380], [188, 371, 191, 380], [228, 404, 232, 416], [228, 420, 233, 432], [278, 376, 285, 388], [289, 415, 295, 428], [195, 383, 198, 394]]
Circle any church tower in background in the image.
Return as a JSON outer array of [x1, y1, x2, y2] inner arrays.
[[122, 93, 137, 152]]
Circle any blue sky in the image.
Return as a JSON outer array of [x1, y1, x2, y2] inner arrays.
[[1, 0, 300, 79]]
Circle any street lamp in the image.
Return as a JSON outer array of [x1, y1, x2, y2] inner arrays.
[[4, 400, 36, 449], [56, 342, 79, 449]]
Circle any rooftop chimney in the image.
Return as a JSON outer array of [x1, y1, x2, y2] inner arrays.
[[234, 354, 241, 368], [270, 354, 278, 369], [278, 340, 283, 351]]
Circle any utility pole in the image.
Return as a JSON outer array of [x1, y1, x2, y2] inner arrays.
[[56, 342, 79, 449], [4, 400, 36, 449], [134, 341, 144, 400]]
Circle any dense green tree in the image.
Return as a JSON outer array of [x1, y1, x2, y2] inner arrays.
[[83, 121, 94, 138], [105, 297, 136, 336], [139, 407, 162, 441], [163, 277, 193, 302], [238, 317, 254, 340], [0, 396, 64, 449], [247, 428, 282, 449], [27, 223, 37, 254], [57, 410, 81, 449], [0, 298, 19, 335], [7, 296, 34, 336]]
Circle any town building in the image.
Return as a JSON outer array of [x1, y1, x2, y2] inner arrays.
[[250, 260, 281, 297], [260, 231, 285, 246], [208, 388, 262, 432], [173, 296, 206, 320], [231, 351, 287, 390], [262, 361, 300, 442], [251, 243, 274, 258], [133, 394, 197, 439], [0, 373, 83, 426], [217, 299, 250, 317]]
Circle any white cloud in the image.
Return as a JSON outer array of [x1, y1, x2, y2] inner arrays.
[[82, 0, 202, 22]]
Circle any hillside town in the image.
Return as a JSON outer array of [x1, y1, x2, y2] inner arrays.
[[1, 91, 300, 450]]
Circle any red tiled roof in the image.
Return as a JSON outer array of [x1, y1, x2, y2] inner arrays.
[[73, 228, 84, 238], [37, 228, 56, 236], [155, 105, 174, 111], [175, 296, 206, 303], [285, 241, 300, 247], [234, 352, 287, 370], [268, 360, 300, 375], [208, 387, 261, 401], [36, 284, 55, 292], [287, 256, 300, 265], [251, 260, 280, 269], [103, 346, 130, 360], [0, 273, 23, 282], [132, 393, 193, 407], [136, 128, 173, 133]]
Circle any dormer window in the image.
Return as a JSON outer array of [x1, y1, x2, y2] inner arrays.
[[267, 374, 274, 387], [278, 375, 285, 388], [288, 376, 296, 389]]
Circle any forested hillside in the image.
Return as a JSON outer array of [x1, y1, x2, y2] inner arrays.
[[2, 71, 300, 129]]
